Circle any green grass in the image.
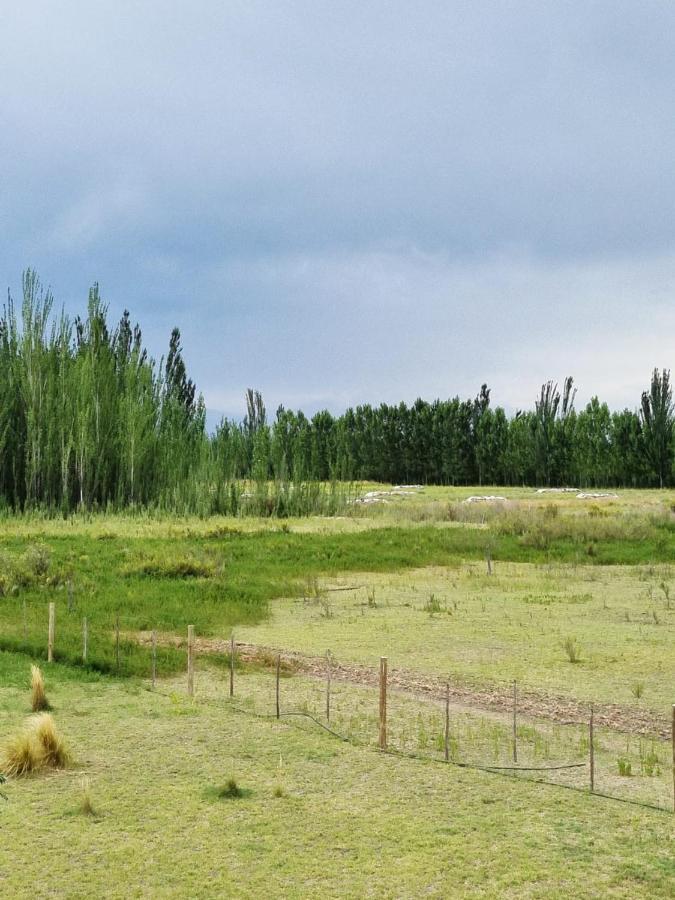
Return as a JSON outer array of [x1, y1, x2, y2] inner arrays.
[[2, 495, 675, 683], [0, 654, 672, 898], [237, 561, 675, 712]]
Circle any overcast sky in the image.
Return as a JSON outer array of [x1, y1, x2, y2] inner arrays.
[[2, 2, 675, 421]]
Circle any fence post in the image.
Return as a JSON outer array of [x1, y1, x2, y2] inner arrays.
[[589, 706, 595, 793], [326, 650, 331, 723], [512, 680, 518, 763], [82, 617, 88, 663], [444, 682, 450, 762], [187, 625, 195, 697], [379, 657, 388, 750], [275, 654, 281, 719], [115, 615, 120, 672], [48, 602, 55, 663], [229, 633, 235, 697], [151, 630, 157, 689]]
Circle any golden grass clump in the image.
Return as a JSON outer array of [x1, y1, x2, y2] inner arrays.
[[0, 713, 71, 778], [1, 730, 43, 778], [30, 665, 51, 712], [32, 714, 71, 769]]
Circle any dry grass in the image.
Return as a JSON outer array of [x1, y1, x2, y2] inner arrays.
[[1, 729, 43, 777], [32, 713, 71, 769], [1, 713, 70, 778], [78, 777, 98, 817], [30, 664, 51, 712]]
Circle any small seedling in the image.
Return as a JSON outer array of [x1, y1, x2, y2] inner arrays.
[[79, 778, 98, 817], [423, 593, 443, 615], [617, 757, 632, 777], [208, 777, 251, 800], [631, 681, 644, 700], [563, 636, 581, 663], [639, 745, 661, 777]]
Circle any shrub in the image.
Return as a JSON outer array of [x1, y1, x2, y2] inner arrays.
[[30, 665, 51, 713], [23, 543, 51, 577], [563, 636, 581, 663], [123, 554, 216, 579]]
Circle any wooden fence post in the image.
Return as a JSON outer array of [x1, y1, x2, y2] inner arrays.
[[512, 680, 518, 763], [229, 633, 235, 697], [275, 654, 281, 720], [151, 630, 157, 689], [379, 657, 388, 750], [444, 682, 450, 762], [326, 650, 332, 723], [589, 706, 595, 793], [82, 617, 88, 663], [187, 625, 195, 697], [115, 615, 120, 672], [47, 602, 55, 663]]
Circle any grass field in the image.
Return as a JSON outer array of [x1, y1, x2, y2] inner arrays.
[[0, 652, 673, 899], [237, 561, 675, 712], [1, 487, 675, 896]]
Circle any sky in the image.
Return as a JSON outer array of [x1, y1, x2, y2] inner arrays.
[[2, 1, 675, 423]]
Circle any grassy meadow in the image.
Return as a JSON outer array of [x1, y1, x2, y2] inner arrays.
[[1, 486, 675, 896], [0, 653, 673, 899]]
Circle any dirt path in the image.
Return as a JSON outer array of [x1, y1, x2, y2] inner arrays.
[[134, 631, 671, 740]]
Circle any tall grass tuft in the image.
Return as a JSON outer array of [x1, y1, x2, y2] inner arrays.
[[30, 665, 51, 712], [32, 714, 71, 769], [78, 777, 98, 817], [1, 730, 42, 777]]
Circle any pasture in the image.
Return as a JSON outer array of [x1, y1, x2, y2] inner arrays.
[[1, 487, 674, 897]]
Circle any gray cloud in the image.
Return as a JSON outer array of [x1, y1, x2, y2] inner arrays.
[[2, 2, 674, 420]]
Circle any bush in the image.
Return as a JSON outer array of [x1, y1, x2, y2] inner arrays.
[[23, 543, 51, 577]]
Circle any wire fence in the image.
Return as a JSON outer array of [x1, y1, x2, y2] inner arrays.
[[3, 602, 673, 814], [177, 632, 675, 815]]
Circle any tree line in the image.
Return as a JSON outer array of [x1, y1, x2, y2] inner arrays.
[[1, 272, 674, 515]]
